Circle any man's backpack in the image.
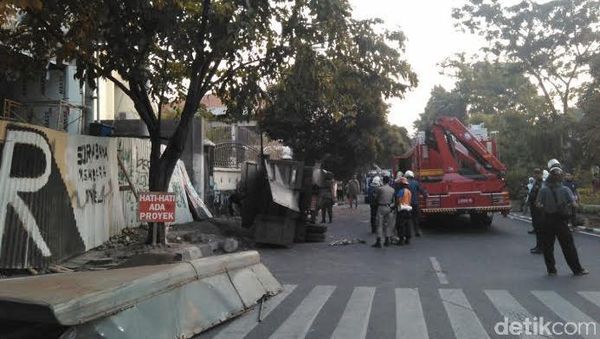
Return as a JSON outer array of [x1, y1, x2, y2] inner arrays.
[[549, 187, 573, 220]]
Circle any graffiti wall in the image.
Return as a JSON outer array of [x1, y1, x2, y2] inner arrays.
[[0, 121, 207, 269]]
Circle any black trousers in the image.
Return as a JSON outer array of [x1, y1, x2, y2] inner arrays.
[[531, 206, 543, 249], [321, 203, 333, 223], [541, 213, 584, 273], [370, 204, 378, 232], [396, 210, 412, 239], [411, 204, 421, 235]]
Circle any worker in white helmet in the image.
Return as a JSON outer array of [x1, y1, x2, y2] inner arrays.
[[536, 166, 588, 276], [547, 158, 561, 170]]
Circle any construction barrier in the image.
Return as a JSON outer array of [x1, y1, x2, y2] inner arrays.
[[0, 251, 281, 339], [0, 121, 211, 269]]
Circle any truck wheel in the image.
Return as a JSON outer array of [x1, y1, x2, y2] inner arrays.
[[470, 213, 493, 227], [481, 213, 493, 226]]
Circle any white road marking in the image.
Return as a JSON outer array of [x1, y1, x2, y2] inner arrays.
[[440, 289, 490, 339], [395, 288, 429, 339], [213, 284, 297, 339], [269, 285, 336, 339], [485, 290, 545, 339], [331, 287, 375, 339], [430, 257, 449, 285], [533, 291, 599, 339]]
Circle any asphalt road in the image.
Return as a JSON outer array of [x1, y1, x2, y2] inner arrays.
[[200, 202, 600, 339]]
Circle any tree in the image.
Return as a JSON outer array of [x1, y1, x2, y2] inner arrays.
[[413, 85, 466, 130], [579, 55, 600, 164], [417, 57, 580, 194], [374, 124, 410, 167], [0, 0, 352, 243], [454, 0, 600, 116], [260, 18, 417, 178]]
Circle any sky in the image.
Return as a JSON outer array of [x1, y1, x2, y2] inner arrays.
[[349, 0, 486, 134]]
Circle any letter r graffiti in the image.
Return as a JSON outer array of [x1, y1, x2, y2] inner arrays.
[[0, 130, 52, 257]]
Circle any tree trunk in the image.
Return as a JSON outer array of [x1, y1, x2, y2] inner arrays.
[[146, 134, 168, 244], [145, 118, 194, 244]]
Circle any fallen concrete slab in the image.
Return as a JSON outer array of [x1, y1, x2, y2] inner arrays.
[[0, 251, 281, 339]]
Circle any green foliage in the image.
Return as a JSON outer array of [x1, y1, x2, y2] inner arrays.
[[0, 0, 371, 185], [414, 85, 466, 130], [579, 188, 600, 207], [454, 0, 600, 116], [418, 57, 581, 190], [260, 17, 416, 178], [579, 55, 600, 165]]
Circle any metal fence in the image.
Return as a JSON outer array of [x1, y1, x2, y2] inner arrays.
[[206, 124, 261, 147], [213, 142, 260, 169]]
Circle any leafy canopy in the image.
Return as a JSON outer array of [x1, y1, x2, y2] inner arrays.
[[260, 17, 416, 177], [454, 0, 600, 115]]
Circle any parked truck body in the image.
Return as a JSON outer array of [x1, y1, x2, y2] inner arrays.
[[394, 117, 511, 225]]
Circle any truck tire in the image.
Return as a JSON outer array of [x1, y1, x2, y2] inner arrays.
[[470, 212, 493, 227], [306, 224, 328, 234], [305, 233, 326, 242]]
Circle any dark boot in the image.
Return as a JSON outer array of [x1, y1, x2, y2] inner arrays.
[[372, 238, 382, 248], [397, 237, 405, 246], [384, 237, 391, 247]]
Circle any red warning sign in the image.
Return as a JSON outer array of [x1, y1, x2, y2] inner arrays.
[[138, 192, 176, 223]]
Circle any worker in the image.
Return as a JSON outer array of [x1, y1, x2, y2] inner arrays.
[[372, 175, 395, 248], [319, 175, 335, 223], [536, 166, 588, 276], [395, 177, 413, 245], [529, 168, 544, 254], [346, 175, 360, 209], [367, 176, 381, 233], [404, 170, 427, 237]]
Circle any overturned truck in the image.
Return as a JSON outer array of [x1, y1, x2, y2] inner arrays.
[[239, 157, 330, 246]]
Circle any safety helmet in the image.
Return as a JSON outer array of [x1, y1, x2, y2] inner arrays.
[[371, 176, 381, 186], [404, 170, 415, 178], [547, 159, 561, 170]]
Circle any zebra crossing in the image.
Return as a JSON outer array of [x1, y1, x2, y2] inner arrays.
[[205, 284, 600, 339]]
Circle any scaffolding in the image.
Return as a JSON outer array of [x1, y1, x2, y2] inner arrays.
[[2, 98, 85, 133]]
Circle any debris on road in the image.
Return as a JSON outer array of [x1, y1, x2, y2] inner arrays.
[[328, 238, 366, 246]]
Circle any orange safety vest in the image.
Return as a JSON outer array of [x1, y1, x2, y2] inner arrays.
[[397, 188, 412, 206]]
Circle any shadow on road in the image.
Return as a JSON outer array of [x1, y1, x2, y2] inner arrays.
[[421, 215, 505, 236]]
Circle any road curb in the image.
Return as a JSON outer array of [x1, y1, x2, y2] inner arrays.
[[509, 213, 600, 234]]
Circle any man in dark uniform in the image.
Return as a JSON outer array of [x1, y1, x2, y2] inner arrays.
[[529, 168, 544, 254], [536, 167, 588, 276]]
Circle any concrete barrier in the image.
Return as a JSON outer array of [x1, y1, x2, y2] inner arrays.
[[0, 251, 281, 339]]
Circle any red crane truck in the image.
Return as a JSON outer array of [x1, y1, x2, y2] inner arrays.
[[394, 117, 511, 226]]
